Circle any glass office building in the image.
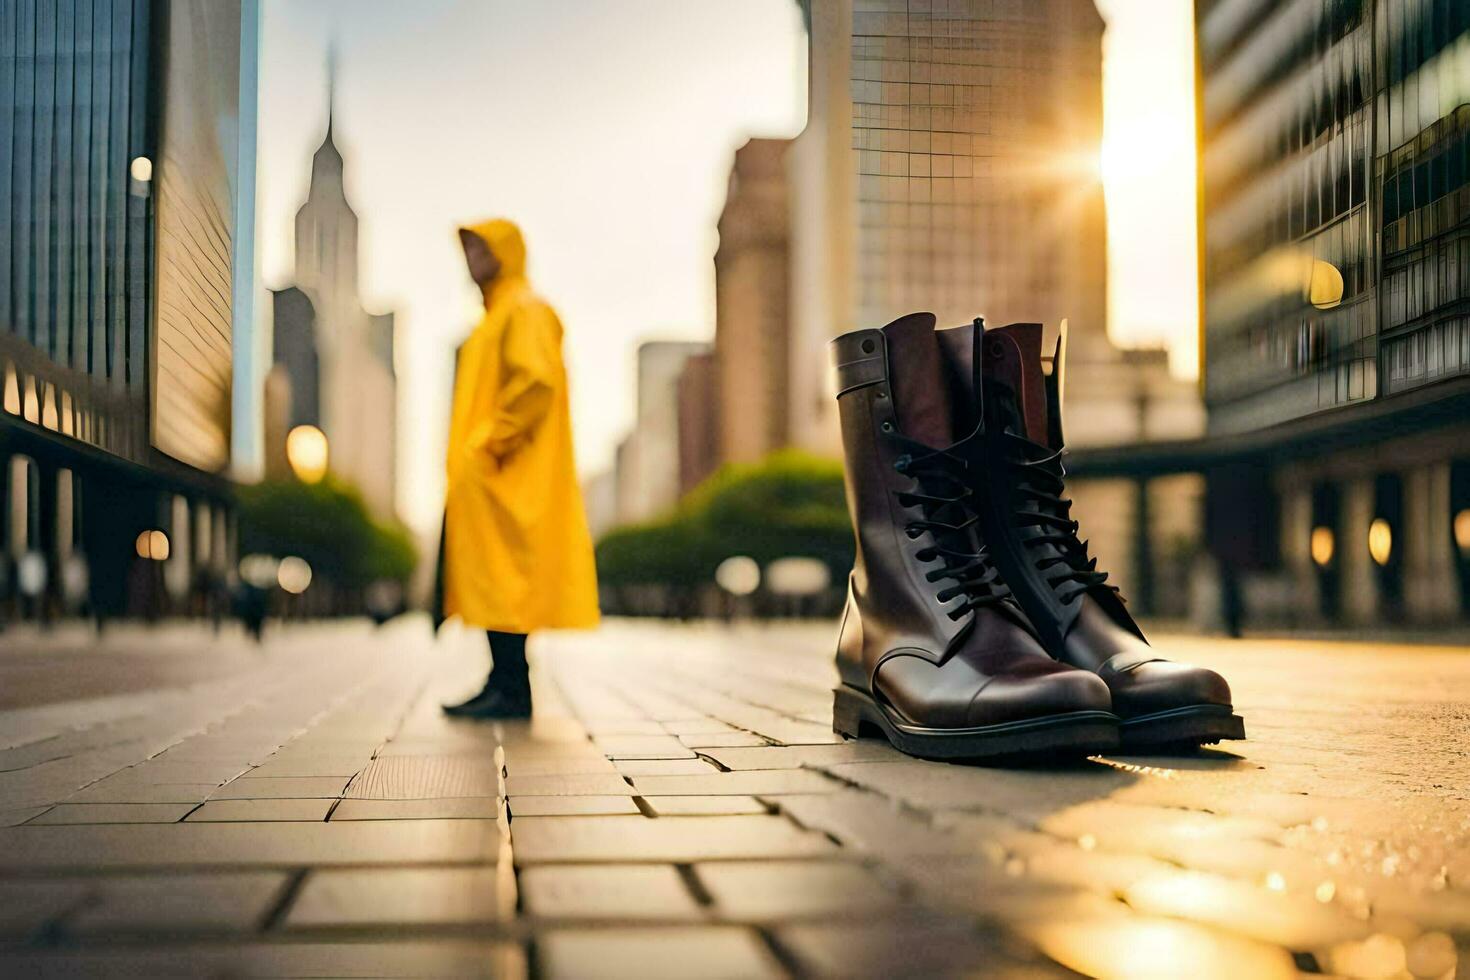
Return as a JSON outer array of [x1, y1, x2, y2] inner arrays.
[[0, 0, 257, 620], [1198, 0, 1470, 624]]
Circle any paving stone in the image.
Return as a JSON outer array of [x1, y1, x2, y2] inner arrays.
[[702, 743, 903, 770], [592, 735, 697, 760], [1121, 869, 1372, 950], [287, 867, 501, 927], [520, 865, 704, 920], [0, 880, 93, 937], [696, 860, 900, 920], [0, 820, 503, 870], [614, 759, 718, 777], [66, 781, 220, 804], [500, 755, 619, 776], [503, 773, 633, 797], [822, 758, 1134, 815], [1037, 800, 1282, 867], [740, 721, 844, 745], [211, 776, 349, 800], [511, 815, 837, 863], [246, 757, 373, 778], [772, 790, 987, 857], [346, 756, 501, 799], [1022, 907, 1300, 980], [65, 871, 288, 936], [583, 720, 669, 735], [92, 762, 250, 785], [509, 795, 641, 816], [778, 919, 1072, 979], [538, 926, 783, 979], [375, 737, 499, 758], [643, 796, 768, 816], [28, 803, 196, 825], [678, 733, 770, 748], [0, 805, 51, 826], [331, 797, 502, 821], [187, 799, 333, 822], [0, 942, 524, 977], [631, 769, 837, 797], [661, 720, 738, 735]]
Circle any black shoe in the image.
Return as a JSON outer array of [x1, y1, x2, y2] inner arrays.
[[442, 687, 532, 720]]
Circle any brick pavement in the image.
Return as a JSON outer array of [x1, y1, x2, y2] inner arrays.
[[0, 618, 1465, 977]]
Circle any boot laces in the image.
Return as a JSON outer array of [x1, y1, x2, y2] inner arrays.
[[1002, 431, 1119, 606], [888, 433, 1011, 620]]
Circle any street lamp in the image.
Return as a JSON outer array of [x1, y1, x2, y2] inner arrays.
[[1367, 519, 1392, 566], [715, 556, 760, 596], [286, 425, 329, 484], [1308, 259, 1344, 310], [1455, 509, 1470, 557], [277, 556, 312, 594], [134, 529, 170, 561], [1309, 526, 1334, 567]]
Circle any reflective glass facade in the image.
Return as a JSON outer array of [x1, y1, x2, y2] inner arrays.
[[849, 0, 1107, 347], [0, 0, 153, 459], [1199, 0, 1470, 431]]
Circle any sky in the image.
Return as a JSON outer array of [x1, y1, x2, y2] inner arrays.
[[256, 0, 1199, 535]]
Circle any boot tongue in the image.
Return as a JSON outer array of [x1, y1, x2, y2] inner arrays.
[[935, 322, 981, 437], [881, 312, 952, 445], [982, 322, 1050, 446]]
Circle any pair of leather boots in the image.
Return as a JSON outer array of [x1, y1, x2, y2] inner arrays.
[[831, 313, 1245, 760]]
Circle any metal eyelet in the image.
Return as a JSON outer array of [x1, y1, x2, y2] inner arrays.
[[893, 454, 910, 474], [880, 421, 894, 433], [905, 526, 921, 540]]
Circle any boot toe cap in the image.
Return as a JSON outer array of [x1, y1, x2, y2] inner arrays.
[[1108, 660, 1231, 718], [966, 667, 1113, 726]]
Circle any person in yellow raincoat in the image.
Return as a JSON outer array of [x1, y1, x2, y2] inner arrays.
[[441, 218, 600, 718]]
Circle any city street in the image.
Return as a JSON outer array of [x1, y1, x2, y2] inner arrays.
[[0, 618, 1465, 978]]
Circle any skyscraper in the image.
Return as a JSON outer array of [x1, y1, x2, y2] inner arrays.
[[1, 0, 255, 620], [788, 0, 1196, 454], [1197, 0, 1470, 626], [269, 100, 399, 519], [714, 138, 794, 466], [780, 0, 1202, 608]]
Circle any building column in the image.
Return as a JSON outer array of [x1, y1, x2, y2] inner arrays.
[[1340, 476, 1379, 626], [1403, 462, 1459, 624], [1279, 481, 1319, 626]]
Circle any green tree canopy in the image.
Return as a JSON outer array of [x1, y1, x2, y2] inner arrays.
[[595, 450, 853, 587], [238, 477, 418, 589]]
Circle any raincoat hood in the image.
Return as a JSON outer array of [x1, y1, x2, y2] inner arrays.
[[461, 217, 527, 283]]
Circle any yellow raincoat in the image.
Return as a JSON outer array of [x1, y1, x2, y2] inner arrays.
[[443, 219, 600, 632]]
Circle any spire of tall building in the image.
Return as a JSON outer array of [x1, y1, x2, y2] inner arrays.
[[269, 54, 400, 520]]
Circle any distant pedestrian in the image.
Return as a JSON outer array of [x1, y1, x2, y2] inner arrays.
[[439, 219, 600, 719]]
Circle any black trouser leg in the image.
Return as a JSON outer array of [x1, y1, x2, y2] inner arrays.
[[486, 630, 530, 694]]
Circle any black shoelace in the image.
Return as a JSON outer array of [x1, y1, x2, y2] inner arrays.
[[888, 433, 1011, 620], [1001, 431, 1119, 606]]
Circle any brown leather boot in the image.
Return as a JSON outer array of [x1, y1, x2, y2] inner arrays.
[[962, 320, 1245, 750], [830, 313, 1118, 760]]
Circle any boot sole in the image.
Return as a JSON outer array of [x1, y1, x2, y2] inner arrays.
[[833, 685, 1119, 761], [1118, 704, 1245, 750]]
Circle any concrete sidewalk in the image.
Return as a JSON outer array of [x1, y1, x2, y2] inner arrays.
[[0, 618, 1465, 977]]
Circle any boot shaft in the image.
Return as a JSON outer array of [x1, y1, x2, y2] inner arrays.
[[830, 314, 969, 656], [961, 320, 1146, 656]]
